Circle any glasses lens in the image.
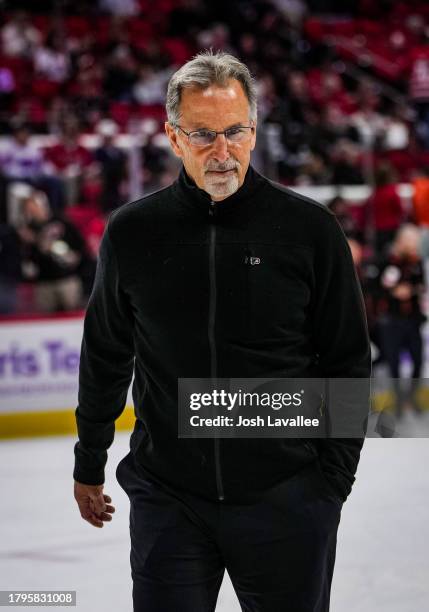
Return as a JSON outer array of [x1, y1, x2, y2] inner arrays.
[[226, 127, 251, 142], [187, 127, 252, 146], [189, 130, 216, 146]]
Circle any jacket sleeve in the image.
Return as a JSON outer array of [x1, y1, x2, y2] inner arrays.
[[312, 213, 372, 502], [73, 219, 135, 485]]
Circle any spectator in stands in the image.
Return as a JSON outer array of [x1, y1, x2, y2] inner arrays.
[[376, 224, 425, 417], [17, 191, 87, 313], [103, 45, 138, 102], [45, 116, 94, 207], [295, 151, 331, 185], [197, 23, 235, 57], [141, 132, 178, 194], [406, 28, 429, 149], [328, 195, 358, 237], [285, 70, 311, 122], [0, 223, 22, 314], [46, 97, 73, 136], [33, 32, 70, 85], [0, 122, 64, 217], [99, 0, 139, 16], [350, 84, 386, 148], [94, 119, 128, 213], [254, 72, 278, 119], [331, 140, 365, 185], [270, 0, 307, 26], [411, 165, 429, 226], [132, 64, 172, 106], [67, 59, 106, 127], [382, 104, 410, 152], [0, 123, 45, 181], [347, 234, 385, 367], [365, 162, 404, 254], [1, 11, 41, 58], [315, 105, 360, 150], [308, 66, 355, 114]]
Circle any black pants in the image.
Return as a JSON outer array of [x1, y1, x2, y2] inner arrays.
[[378, 316, 423, 380], [116, 452, 343, 612]]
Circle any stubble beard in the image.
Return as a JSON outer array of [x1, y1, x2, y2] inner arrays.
[[203, 162, 240, 199]]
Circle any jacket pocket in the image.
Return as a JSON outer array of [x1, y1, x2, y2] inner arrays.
[[314, 460, 344, 506]]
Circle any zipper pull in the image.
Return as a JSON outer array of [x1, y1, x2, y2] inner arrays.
[[209, 200, 216, 217]]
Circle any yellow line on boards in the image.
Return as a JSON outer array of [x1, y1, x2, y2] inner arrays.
[[0, 406, 135, 439]]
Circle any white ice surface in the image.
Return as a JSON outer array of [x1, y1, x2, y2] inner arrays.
[[0, 434, 428, 612]]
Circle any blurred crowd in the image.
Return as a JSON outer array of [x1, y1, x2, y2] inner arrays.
[[2, 0, 429, 409]]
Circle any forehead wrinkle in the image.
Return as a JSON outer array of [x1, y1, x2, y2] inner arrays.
[[181, 105, 250, 131], [179, 80, 250, 131]]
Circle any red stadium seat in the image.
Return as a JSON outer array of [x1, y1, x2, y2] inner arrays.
[[31, 79, 60, 100], [64, 16, 92, 39]]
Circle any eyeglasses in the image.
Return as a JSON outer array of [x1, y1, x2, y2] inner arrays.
[[175, 125, 255, 146]]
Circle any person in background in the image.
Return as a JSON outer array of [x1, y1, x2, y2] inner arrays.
[[331, 140, 365, 186], [411, 165, 429, 226], [0, 122, 65, 216], [0, 123, 44, 182], [17, 191, 87, 313], [44, 116, 94, 207], [0, 222, 22, 314], [1, 11, 41, 58], [347, 235, 385, 368], [33, 31, 70, 85], [377, 224, 426, 418], [365, 162, 405, 255], [94, 119, 128, 214], [406, 27, 429, 149], [327, 195, 358, 238]]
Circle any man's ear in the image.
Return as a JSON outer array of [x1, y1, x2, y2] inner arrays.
[[165, 122, 184, 159]]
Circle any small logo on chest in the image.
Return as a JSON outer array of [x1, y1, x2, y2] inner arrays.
[[245, 256, 261, 265]]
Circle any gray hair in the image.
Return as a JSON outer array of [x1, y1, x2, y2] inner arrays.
[[166, 50, 257, 126]]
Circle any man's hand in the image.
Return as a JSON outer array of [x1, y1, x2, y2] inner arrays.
[[74, 481, 115, 528]]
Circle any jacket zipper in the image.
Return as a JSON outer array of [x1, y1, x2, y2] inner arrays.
[[208, 200, 225, 501]]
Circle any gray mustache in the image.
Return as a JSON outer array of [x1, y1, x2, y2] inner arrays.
[[205, 164, 238, 172]]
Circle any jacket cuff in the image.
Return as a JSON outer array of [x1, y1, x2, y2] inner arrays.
[[73, 465, 105, 486]]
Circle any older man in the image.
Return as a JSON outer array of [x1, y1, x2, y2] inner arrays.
[[74, 51, 370, 611]]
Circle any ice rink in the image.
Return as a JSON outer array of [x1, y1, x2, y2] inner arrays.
[[1, 433, 428, 612]]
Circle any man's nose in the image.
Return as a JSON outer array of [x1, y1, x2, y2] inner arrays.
[[211, 133, 230, 163]]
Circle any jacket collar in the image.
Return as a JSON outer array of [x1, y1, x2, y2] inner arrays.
[[172, 163, 267, 214]]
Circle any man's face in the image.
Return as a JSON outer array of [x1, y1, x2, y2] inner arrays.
[[165, 79, 256, 201]]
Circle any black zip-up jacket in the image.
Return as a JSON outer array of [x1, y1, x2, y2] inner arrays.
[[74, 165, 371, 504]]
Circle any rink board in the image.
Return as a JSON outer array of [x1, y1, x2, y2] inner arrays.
[[1, 315, 429, 438], [0, 315, 135, 438]]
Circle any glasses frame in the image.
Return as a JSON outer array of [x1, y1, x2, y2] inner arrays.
[[175, 124, 255, 147]]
